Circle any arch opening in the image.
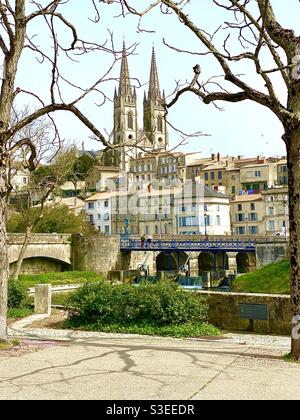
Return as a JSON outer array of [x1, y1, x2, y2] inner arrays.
[[198, 252, 228, 275], [9, 257, 71, 276], [156, 252, 188, 272], [236, 252, 256, 273]]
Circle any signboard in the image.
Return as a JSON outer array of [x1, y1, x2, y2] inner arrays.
[[238, 304, 269, 321]]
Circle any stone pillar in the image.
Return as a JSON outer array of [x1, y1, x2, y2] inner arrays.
[[189, 253, 200, 277], [227, 252, 238, 274], [202, 272, 212, 288], [34, 284, 51, 315]]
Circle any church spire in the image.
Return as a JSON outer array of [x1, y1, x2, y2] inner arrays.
[[119, 42, 133, 96], [148, 47, 162, 104]]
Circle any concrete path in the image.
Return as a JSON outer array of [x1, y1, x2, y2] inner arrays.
[[0, 315, 299, 400]]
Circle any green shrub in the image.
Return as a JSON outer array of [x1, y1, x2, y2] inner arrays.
[[8, 307, 34, 319], [67, 281, 209, 327], [7, 280, 28, 309]]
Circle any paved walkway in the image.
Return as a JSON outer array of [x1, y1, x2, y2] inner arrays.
[[0, 315, 299, 400]]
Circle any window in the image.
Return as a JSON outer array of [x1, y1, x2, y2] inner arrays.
[[280, 165, 287, 173], [155, 225, 159, 235], [127, 111, 133, 129], [105, 226, 110, 234], [23, 177, 27, 184], [218, 171, 222, 180], [238, 204, 242, 212], [204, 204, 208, 212], [251, 203, 255, 211], [88, 202, 95, 210], [89, 215, 94, 224], [205, 215, 211, 226], [216, 215, 221, 226], [236, 213, 245, 222], [104, 200, 109, 208], [268, 220, 275, 231], [268, 207, 274, 216], [98, 214, 101, 220], [232, 186, 236, 194], [205, 172, 209, 181], [249, 226, 259, 235], [255, 171, 261, 177], [210, 172, 215, 180], [157, 115, 163, 132], [104, 213, 110, 221], [248, 213, 258, 221], [236, 226, 246, 235], [179, 217, 198, 227]]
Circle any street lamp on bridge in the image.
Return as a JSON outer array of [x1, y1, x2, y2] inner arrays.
[[204, 213, 208, 237]]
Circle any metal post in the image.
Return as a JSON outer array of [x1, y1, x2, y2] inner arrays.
[[213, 252, 217, 272], [168, 252, 172, 272], [222, 252, 226, 270], [204, 213, 208, 236]]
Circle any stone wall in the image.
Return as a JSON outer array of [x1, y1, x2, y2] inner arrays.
[[72, 234, 155, 276], [8, 233, 71, 265], [256, 241, 288, 268], [9, 258, 67, 275], [198, 290, 292, 335]]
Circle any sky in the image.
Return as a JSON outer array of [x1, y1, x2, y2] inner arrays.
[[13, 0, 300, 159]]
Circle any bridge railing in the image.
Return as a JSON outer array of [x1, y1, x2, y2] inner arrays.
[[120, 236, 257, 252]]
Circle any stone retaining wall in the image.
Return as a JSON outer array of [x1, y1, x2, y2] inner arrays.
[[198, 290, 292, 335]]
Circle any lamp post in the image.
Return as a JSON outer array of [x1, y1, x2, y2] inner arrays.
[[204, 213, 208, 237]]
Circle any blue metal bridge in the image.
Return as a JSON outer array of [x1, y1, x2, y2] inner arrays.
[[120, 236, 257, 253]]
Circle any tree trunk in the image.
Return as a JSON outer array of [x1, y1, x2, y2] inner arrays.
[[0, 173, 9, 342], [12, 226, 32, 280], [286, 125, 300, 360]]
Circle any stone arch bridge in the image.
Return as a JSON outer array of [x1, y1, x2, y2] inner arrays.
[[8, 234, 72, 274], [7, 234, 289, 276]]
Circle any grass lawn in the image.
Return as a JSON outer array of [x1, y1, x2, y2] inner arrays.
[[51, 292, 73, 306], [232, 260, 290, 294], [18, 271, 104, 288]]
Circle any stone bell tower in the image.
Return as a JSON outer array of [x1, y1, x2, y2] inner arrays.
[[113, 42, 138, 171], [143, 47, 168, 151]]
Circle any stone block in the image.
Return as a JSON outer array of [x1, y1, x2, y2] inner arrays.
[[35, 284, 51, 315]]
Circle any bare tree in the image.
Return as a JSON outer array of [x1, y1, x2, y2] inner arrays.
[[10, 147, 77, 280], [110, 0, 300, 360], [0, 0, 137, 342]]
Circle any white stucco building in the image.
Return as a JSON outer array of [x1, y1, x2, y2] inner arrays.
[[174, 185, 231, 236]]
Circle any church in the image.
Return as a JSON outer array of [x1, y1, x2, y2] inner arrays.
[[107, 43, 169, 172]]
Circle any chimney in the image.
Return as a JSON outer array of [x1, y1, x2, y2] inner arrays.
[[238, 155, 241, 160], [211, 153, 216, 161], [217, 153, 221, 163]]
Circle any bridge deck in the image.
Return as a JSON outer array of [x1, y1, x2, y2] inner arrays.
[[120, 238, 257, 252]]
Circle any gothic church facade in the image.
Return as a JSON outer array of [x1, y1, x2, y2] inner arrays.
[[111, 43, 169, 171]]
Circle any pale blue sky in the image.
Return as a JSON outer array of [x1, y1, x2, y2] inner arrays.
[[15, 0, 300, 158]]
